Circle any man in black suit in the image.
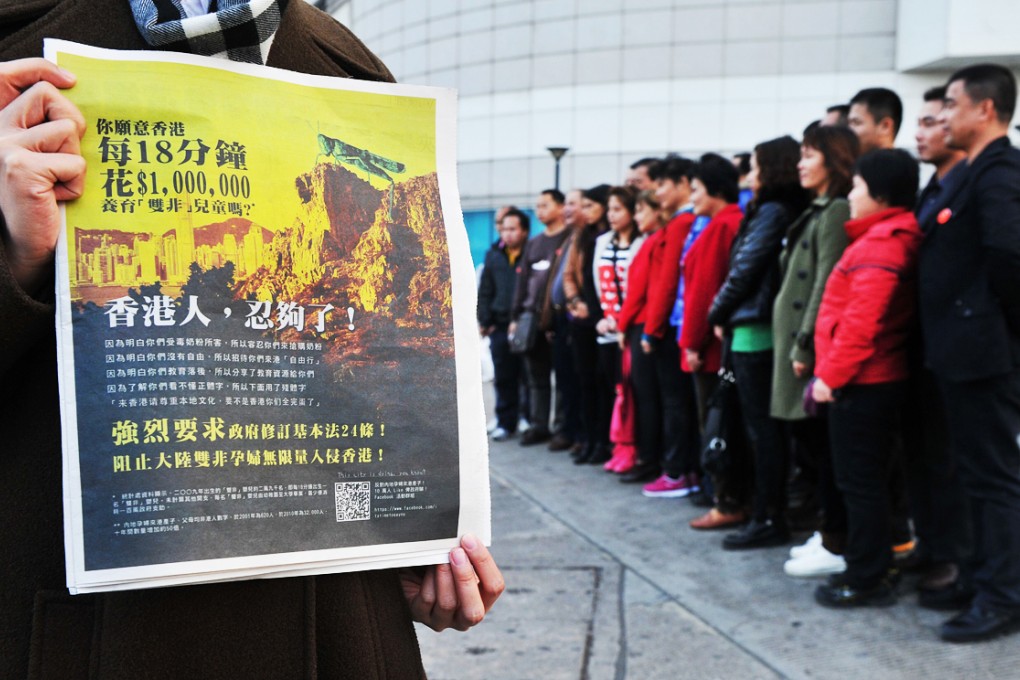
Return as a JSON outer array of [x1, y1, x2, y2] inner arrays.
[[902, 86, 974, 611], [918, 63, 1020, 642]]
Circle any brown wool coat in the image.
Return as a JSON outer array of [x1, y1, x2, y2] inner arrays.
[[0, 2, 428, 678]]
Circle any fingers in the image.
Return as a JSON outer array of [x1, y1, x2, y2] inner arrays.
[[0, 58, 76, 110], [1, 120, 87, 198], [461, 534, 504, 612], [407, 564, 437, 626], [7, 117, 83, 157], [432, 562, 460, 631], [0, 63, 87, 292], [449, 548, 484, 630], [407, 538, 504, 633], [0, 80, 86, 137]]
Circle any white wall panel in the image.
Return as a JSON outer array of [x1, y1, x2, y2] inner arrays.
[[347, 0, 980, 208]]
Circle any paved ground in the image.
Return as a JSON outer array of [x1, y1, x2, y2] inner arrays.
[[415, 392, 1020, 680]]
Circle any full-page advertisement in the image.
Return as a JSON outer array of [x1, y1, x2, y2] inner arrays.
[[46, 40, 489, 593]]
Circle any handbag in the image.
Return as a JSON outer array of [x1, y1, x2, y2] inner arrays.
[[802, 377, 828, 418], [700, 355, 745, 477], [509, 310, 539, 354]]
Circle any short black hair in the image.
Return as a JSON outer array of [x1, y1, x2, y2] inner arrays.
[[647, 155, 694, 183], [923, 85, 947, 103], [803, 119, 822, 136], [826, 104, 850, 125], [850, 87, 904, 136], [629, 157, 659, 170], [948, 63, 1018, 124], [732, 152, 751, 176], [854, 149, 919, 211], [541, 188, 565, 204], [501, 207, 531, 232], [583, 183, 611, 208], [692, 153, 740, 204]]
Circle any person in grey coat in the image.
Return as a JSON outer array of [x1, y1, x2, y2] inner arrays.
[[771, 125, 858, 564]]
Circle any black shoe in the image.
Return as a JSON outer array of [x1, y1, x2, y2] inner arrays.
[[722, 518, 790, 550], [587, 444, 612, 465], [519, 428, 551, 446], [573, 442, 596, 464], [618, 461, 660, 483], [918, 562, 960, 591], [919, 580, 975, 611], [688, 489, 714, 508], [814, 578, 896, 608], [547, 433, 574, 451], [897, 549, 933, 573], [940, 604, 1020, 642], [571, 442, 595, 462]]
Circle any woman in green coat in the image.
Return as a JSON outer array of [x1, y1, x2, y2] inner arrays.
[[772, 125, 859, 576]]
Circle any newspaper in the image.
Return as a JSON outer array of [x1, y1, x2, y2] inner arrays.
[[45, 40, 489, 594]]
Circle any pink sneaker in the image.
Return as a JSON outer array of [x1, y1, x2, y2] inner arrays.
[[642, 473, 699, 498]]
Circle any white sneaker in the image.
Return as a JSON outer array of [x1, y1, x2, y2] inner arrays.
[[490, 427, 513, 442], [790, 531, 822, 559], [783, 547, 846, 578], [517, 418, 532, 434]]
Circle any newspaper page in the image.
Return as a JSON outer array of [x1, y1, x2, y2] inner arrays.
[[45, 40, 489, 594]]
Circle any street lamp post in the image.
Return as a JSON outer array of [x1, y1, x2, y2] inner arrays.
[[547, 146, 569, 191]]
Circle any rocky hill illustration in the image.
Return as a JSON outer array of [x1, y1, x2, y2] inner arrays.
[[235, 162, 454, 367]]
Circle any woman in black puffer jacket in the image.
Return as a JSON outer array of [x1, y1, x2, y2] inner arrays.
[[707, 136, 810, 549]]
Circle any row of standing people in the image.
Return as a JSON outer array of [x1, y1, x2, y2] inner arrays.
[[479, 62, 1020, 643]]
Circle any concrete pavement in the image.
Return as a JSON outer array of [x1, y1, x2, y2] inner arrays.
[[416, 415, 1019, 679]]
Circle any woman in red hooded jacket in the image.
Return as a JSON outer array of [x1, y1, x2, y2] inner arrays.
[[810, 149, 923, 609]]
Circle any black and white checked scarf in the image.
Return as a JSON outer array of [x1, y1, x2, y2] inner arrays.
[[129, 0, 288, 64]]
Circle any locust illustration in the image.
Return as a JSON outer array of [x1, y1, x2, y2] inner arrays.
[[317, 134, 406, 220]]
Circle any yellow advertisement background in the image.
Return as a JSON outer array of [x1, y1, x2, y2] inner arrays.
[[58, 51, 437, 237]]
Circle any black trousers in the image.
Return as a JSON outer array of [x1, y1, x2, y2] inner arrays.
[[939, 370, 1020, 612], [789, 416, 847, 549], [489, 326, 521, 432], [732, 349, 789, 523], [523, 331, 553, 433], [595, 340, 620, 446], [551, 311, 581, 441], [629, 325, 699, 475], [570, 323, 612, 446], [901, 368, 972, 565], [829, 381, 907, 588]]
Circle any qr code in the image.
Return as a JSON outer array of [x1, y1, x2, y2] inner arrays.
[[335, 482, 371, 522]]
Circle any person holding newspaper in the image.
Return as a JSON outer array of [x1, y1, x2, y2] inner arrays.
[[0, 2, 502, 678]]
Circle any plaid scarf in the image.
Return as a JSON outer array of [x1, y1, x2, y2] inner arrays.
[[129, 0, 288, 64]]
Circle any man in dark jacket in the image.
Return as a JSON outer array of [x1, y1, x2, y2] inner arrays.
[[0, 2, 502, 677], [510, 189, 569, 446], [919, 63, 1020, 643], [902, 85, 974, 611], [478, 207, 529, 441]]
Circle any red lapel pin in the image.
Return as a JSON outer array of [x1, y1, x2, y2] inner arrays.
[[937, 208, 953, 224]]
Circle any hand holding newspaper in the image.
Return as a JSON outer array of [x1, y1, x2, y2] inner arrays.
[[45, 40, 489, 594]]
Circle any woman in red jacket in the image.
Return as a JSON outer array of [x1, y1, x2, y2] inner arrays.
[[810, 149, 922, 608], [613, 190, 695, 482], [678, 155, 747, 530]]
